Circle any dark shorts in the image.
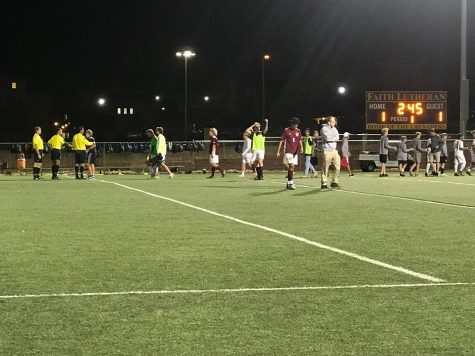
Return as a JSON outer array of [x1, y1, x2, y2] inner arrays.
[[51, 149, 61, 161], [87, 152, 96, 165], [150, 154, 164, 166], [398, 160, 407, 165], [440, 156, 447, 164], [34, 150, 43, 164], [75, 150, 87, 164], [379, 154, 388, 164]]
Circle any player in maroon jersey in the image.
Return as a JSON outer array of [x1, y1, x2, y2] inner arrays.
[[276, 117, 304, 190], [208, 128, 225, 178]]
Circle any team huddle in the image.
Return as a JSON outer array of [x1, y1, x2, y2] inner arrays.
[[29, 121, 475, 185]]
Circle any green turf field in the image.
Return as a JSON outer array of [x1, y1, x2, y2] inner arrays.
[[1, 172, 474, 355]]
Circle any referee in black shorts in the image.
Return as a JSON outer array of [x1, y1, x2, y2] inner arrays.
[[72, 126, 95, 179]]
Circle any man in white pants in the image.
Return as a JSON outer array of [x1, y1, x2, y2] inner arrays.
[[454, 133, 468, 176], [320, 116, 341, 189]]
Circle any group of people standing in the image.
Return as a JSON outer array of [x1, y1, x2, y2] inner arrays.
[[379, 128, 475, 177], [31, 126, 97, 180]]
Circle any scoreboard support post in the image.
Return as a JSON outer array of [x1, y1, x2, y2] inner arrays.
[[460, 0, 469, 135]]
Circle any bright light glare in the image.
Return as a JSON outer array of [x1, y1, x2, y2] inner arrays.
[[176, 50, 196, 58], [263, 54, 271, 60], [155, 96, 160, 101], [161, 107, 166, 111], [337, 86, 347, 95], [204, 96, 210, 101], [54, 122, 59, 126], [98, 98, 106, 106]]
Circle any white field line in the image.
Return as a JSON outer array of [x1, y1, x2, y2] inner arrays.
[[273, 181, 475, 209], [98, 180, 444, 283], [1, 282, 472, 300], [384, 177, 475, 187]]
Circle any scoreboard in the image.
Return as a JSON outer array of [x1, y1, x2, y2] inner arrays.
[[366, 91, 447, 130]]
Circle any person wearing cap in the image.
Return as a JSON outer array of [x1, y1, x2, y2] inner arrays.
[[428, 129, 443, 176], [379, 128, 397, 177], [468, 130, 475, 176], [320, 116, 341, 188], [340, 132, 354, 177], [439, 133, 448, 176], [396, 135, 413, 177], [276, 117, 303, 190], [408, 132, 426, 176], [453, 133, 468, 176], [302, 128, 317, 177]]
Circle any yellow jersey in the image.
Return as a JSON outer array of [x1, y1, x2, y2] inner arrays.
[[32, 133, 44, 150], [48, 134, 65, 150], [72, 133, 93, 151], [158, 134, 167, 154]]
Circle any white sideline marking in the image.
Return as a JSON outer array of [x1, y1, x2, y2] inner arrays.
[[273, 181, 475, 210], [385, 177, 475, 187], [98, 180, 444, 282], [1, 282, 472, 300]]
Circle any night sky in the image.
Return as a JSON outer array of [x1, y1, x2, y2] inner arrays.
[[1, 0, 473, 140]]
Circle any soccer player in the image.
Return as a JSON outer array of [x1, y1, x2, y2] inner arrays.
[[276, 117, 303, 190], [453, 133, 468, 176], [72, 126, 95, 179], [302, 128, 316, 177], [379, 128, 396, 177], [320, 116, 341, 188], [425, 136, 432, 177], [408, 132, 426, 176], [239, 131, 253, 177], [146, 129, 160, 179], [47, 128, 68, 180], [396, 136, 413, 177], [467, 130, 475, 176], [439, 133, 448, 176], [428, 129, 443, 176], [208, 128, 225, 178], [246, 119, 268, 180], [340, 132, 354, 177], [32, 126, 44, 180], [85, 129, 97, 179], [155, 127, 174, 179]]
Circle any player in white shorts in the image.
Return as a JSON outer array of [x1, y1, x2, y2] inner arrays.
[[240, 131, 253, 177], [246, 119, 268, 180], [454, 133, 468, 176]]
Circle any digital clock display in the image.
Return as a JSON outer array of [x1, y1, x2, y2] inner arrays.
[[366, 91, 447, 130]]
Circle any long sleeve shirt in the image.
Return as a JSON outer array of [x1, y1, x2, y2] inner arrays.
[[397, 141, 411, 160], [411, 138, 426, 153], [440, 139, 448, 157], [379, 136, 391, 155], [321, 125, 339, 152]]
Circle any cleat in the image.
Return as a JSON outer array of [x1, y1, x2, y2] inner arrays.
[[169, 173, 174, 179], [466, 171, 472, 176], [321, 184, 328, 189], [409, 171, 414, 176], [222, 171, 226, 178], [399, 172, 405, 177], [288, 184, 296, 190], [459, 172, 465, 176], [330, 182, 340, 188], [349, 173, 354, 177], [425, 172, 429, 177], [379, 174, 384, 177], [454, 172, 460, 176], [207, 175, 214, 179], [238, 174, 245, 178]]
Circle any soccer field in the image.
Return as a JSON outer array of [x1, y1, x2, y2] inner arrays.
[[1, 172, 474, 355]]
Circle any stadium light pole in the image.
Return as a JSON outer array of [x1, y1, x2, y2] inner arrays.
[[176, 50, 196, 140], [262, 54, 271, 120], [460, 0, 469, 135]]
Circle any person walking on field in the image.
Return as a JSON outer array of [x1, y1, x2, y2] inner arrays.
[[408, 132, 426, 176], [208, 128, 225, 179], [428, 129, 443, 176], [320, 116, 341, 188], [467, 130, 475, 176], [302, 128, 317, 177], [276, 117, 303, 190], [454, 133, 469, 176], [396, 135, 413, 177], [239, 131, 253, 177], [439, 133, 448, 176], [246, 119, 268, 180], [340, 132, 354, 177], [379, 128, 397, 177], [155, 127, 174, 179], [32, 126, 44, 180]]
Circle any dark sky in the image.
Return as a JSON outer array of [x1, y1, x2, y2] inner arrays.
[[1, 0, 473, 138]]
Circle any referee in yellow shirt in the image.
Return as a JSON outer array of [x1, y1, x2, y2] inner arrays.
[[72, 126, 95, 179], [32, 126, 44, 180], [47, 128, 69, 180]]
